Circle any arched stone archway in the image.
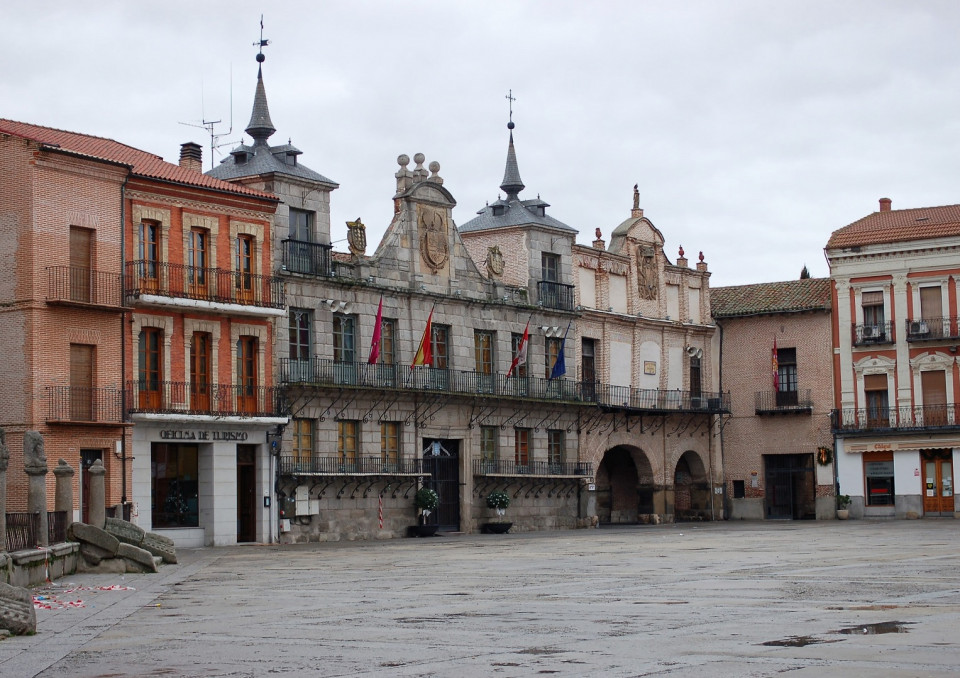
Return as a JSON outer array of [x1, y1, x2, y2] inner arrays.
[[596, 446, 655, 524], [673, 450, 711, 521]]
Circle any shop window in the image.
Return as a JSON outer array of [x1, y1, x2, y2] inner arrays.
[[151, 443, 199, 528], [864, 452, 895, 506]]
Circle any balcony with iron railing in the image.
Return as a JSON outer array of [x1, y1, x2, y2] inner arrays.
[[473, 459, 593, 477], [46, 266, 125, 310], [124, 261, 285, 314], [852, 321, 894, 346], [904, 316, 959, 342], [831, 404, 960, 433], [755, 389, 813, 414], [537, 280, 576, 311], [280, 358, 731, 414], [46, 386, 124, 424], [127, 381, 284, 419], [279, 455, 426, 476], [281, 239, 333, 277]]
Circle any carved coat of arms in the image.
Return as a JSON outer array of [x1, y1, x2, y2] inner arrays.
[[346, 217, 366, 257], [418, 206, 449, 272], [486, 245, 504, 277], [637, 245, 658, 300]]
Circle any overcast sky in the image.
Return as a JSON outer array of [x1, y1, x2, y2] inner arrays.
[[5, 1, 959, 287]]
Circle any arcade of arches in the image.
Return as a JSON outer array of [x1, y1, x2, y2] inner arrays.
[[595, 446, 713, 523]]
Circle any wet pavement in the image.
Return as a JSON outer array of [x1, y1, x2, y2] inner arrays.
[[1, 520, 959, 677]]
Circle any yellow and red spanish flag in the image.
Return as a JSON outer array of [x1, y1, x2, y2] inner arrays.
[[506, 320, 530, 378], [411, 306, 434, 369], [772, 336, 779, 390]]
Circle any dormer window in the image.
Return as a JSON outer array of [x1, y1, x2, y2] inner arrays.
[[235, 152, 248, 165], [492, 205, 505, 217], [536, 206, 545, 217], [286, 153, 297, 166]]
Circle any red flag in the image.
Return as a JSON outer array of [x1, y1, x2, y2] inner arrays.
[[506, 320, 529, 377], [368, 296, 383, 364], [411, 307, 434, 369], [772, 336, 779, 391]]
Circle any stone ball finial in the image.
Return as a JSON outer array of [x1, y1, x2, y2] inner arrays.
[[508, 121, 515, 130], [397, 154, 410, 167], [256, 52, 265, 63], [428, 160, 440, 174], [413, 152, 425, 165]]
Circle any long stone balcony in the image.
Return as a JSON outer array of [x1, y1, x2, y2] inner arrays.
[[46, 266, 125, 311], [127, 381, 284, 420], [45, 386, 124, 424], [124, 261, 285, 316], [831, 404, 960, 434], [280, 358, 731, 414]]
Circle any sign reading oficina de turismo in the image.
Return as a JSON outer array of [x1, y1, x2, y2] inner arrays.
[[159, 430, 249, 441]]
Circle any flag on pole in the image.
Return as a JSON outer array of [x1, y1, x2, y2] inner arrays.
[[506, 320, 530, 378], [772, 336, 779, 391], [368, 296, 383, 364], [411, 306, 434, 369], [549, 321, 571, 380]]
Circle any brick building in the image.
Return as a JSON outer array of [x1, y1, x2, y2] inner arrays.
[[826, 198, 960, 519], [711, 279, 835, 519], [0, 118, 284, 547]]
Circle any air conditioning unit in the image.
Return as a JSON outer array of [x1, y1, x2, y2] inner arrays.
[[909, 320, 929, 335], [862, 325, 879, 339], [690, 397, 705, 409]]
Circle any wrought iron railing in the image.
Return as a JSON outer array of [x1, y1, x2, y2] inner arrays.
[[852, 321, 893, 345], [904, 316, 958, 342], [280, 358, 731, 413], [5, 512, 40, 551], [46, 386, 124, 423], [127, 381, 283, 418], [831, 404, 960, 432], [537, 280, 576, 311], [46, 266, 124, 308], [473, 459, 593, 476], [281, 239, 333, 277], [48, 510, 68, 544], [755, 389, 813, 413], [125, 260, 285, 310], [279, 455, 425, 475]]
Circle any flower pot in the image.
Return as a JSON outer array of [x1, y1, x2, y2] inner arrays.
[[836, 509, 849, 520], [481, 522, 513, 534], [414, 524, 439, 537]]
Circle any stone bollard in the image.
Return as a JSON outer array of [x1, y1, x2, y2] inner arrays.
[[23, 431, 49, 547], [87, 459, 107, 530], [0, 428, 9, 550], [54, 458, 75, 519]]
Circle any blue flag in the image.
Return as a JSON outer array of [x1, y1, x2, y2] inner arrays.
[[549, 322, 571, 380]]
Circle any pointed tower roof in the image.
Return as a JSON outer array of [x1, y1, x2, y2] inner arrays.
[[245, 60, 276, 143], [499, 121, 525, 200]]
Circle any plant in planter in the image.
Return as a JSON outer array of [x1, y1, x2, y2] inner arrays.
[[413, 488, 440, 536], [483, 490, 513, 534], [836, 494, 851, 520]]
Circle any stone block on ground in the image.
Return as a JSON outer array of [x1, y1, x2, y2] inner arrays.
[[77, 556, 127, 575], [141, 531, 177, 564], [67, 522, 120, 557], [104, 517, 145, 547], [117, 543, 159, 573], [0, 582, 37, 636]]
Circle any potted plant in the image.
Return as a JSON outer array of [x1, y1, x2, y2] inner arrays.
[[836, 494, 851, 520], [482, 490, 513, 534], [413, 487, 440, 537]]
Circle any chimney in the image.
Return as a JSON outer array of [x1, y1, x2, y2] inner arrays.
[[879, 197, 892, 212], [179, 142, 203, 173]]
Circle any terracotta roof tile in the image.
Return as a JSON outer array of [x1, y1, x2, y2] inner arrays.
[[711, 278, 832, 318], [0, 119, 277, 201], [826, 204, 960, 249]]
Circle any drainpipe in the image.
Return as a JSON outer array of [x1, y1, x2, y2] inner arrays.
[[716, 320, 727, 520], [119, 173, 130, 518]]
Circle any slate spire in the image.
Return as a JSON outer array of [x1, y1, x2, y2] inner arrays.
[[246, 27, 276, 144]]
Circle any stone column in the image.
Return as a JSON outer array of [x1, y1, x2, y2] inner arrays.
[[0, 428, 9, 550], [53, 459, 75, 519], [23, 431, 49, 547], [87, 459, 106, 529]]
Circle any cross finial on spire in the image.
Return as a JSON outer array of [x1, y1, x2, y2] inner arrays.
[[254, 14, 269, 64], [505, 89, 516, 128]]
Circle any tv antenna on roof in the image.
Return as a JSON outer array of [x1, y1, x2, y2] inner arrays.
[[178, 69, 236, 171]]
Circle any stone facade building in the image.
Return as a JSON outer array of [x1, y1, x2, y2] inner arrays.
[[711, 279, 835, 520], [826, 198, 960, 519]]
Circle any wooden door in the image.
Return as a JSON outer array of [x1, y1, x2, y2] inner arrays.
[[69, 227, 93, 302], [139, 221, 160, 292], [236, 337, 258, 414], [138, 328, 163, 409], [188, 228, 209, 298], [190, 332, 212, 412], [70, 344, 94, 420], [236, 445, 257, 542], [921, 371, 948, 426], [235, 234, 255, 303], [922, 450, 954, 515]]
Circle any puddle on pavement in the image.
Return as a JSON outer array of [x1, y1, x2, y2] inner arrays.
[[832, 621, 913, 635], [762, 636, 825, 647]]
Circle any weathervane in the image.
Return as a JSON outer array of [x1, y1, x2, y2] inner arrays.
[[505, 89, 516, 127], [254, 14, 270, 62]]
